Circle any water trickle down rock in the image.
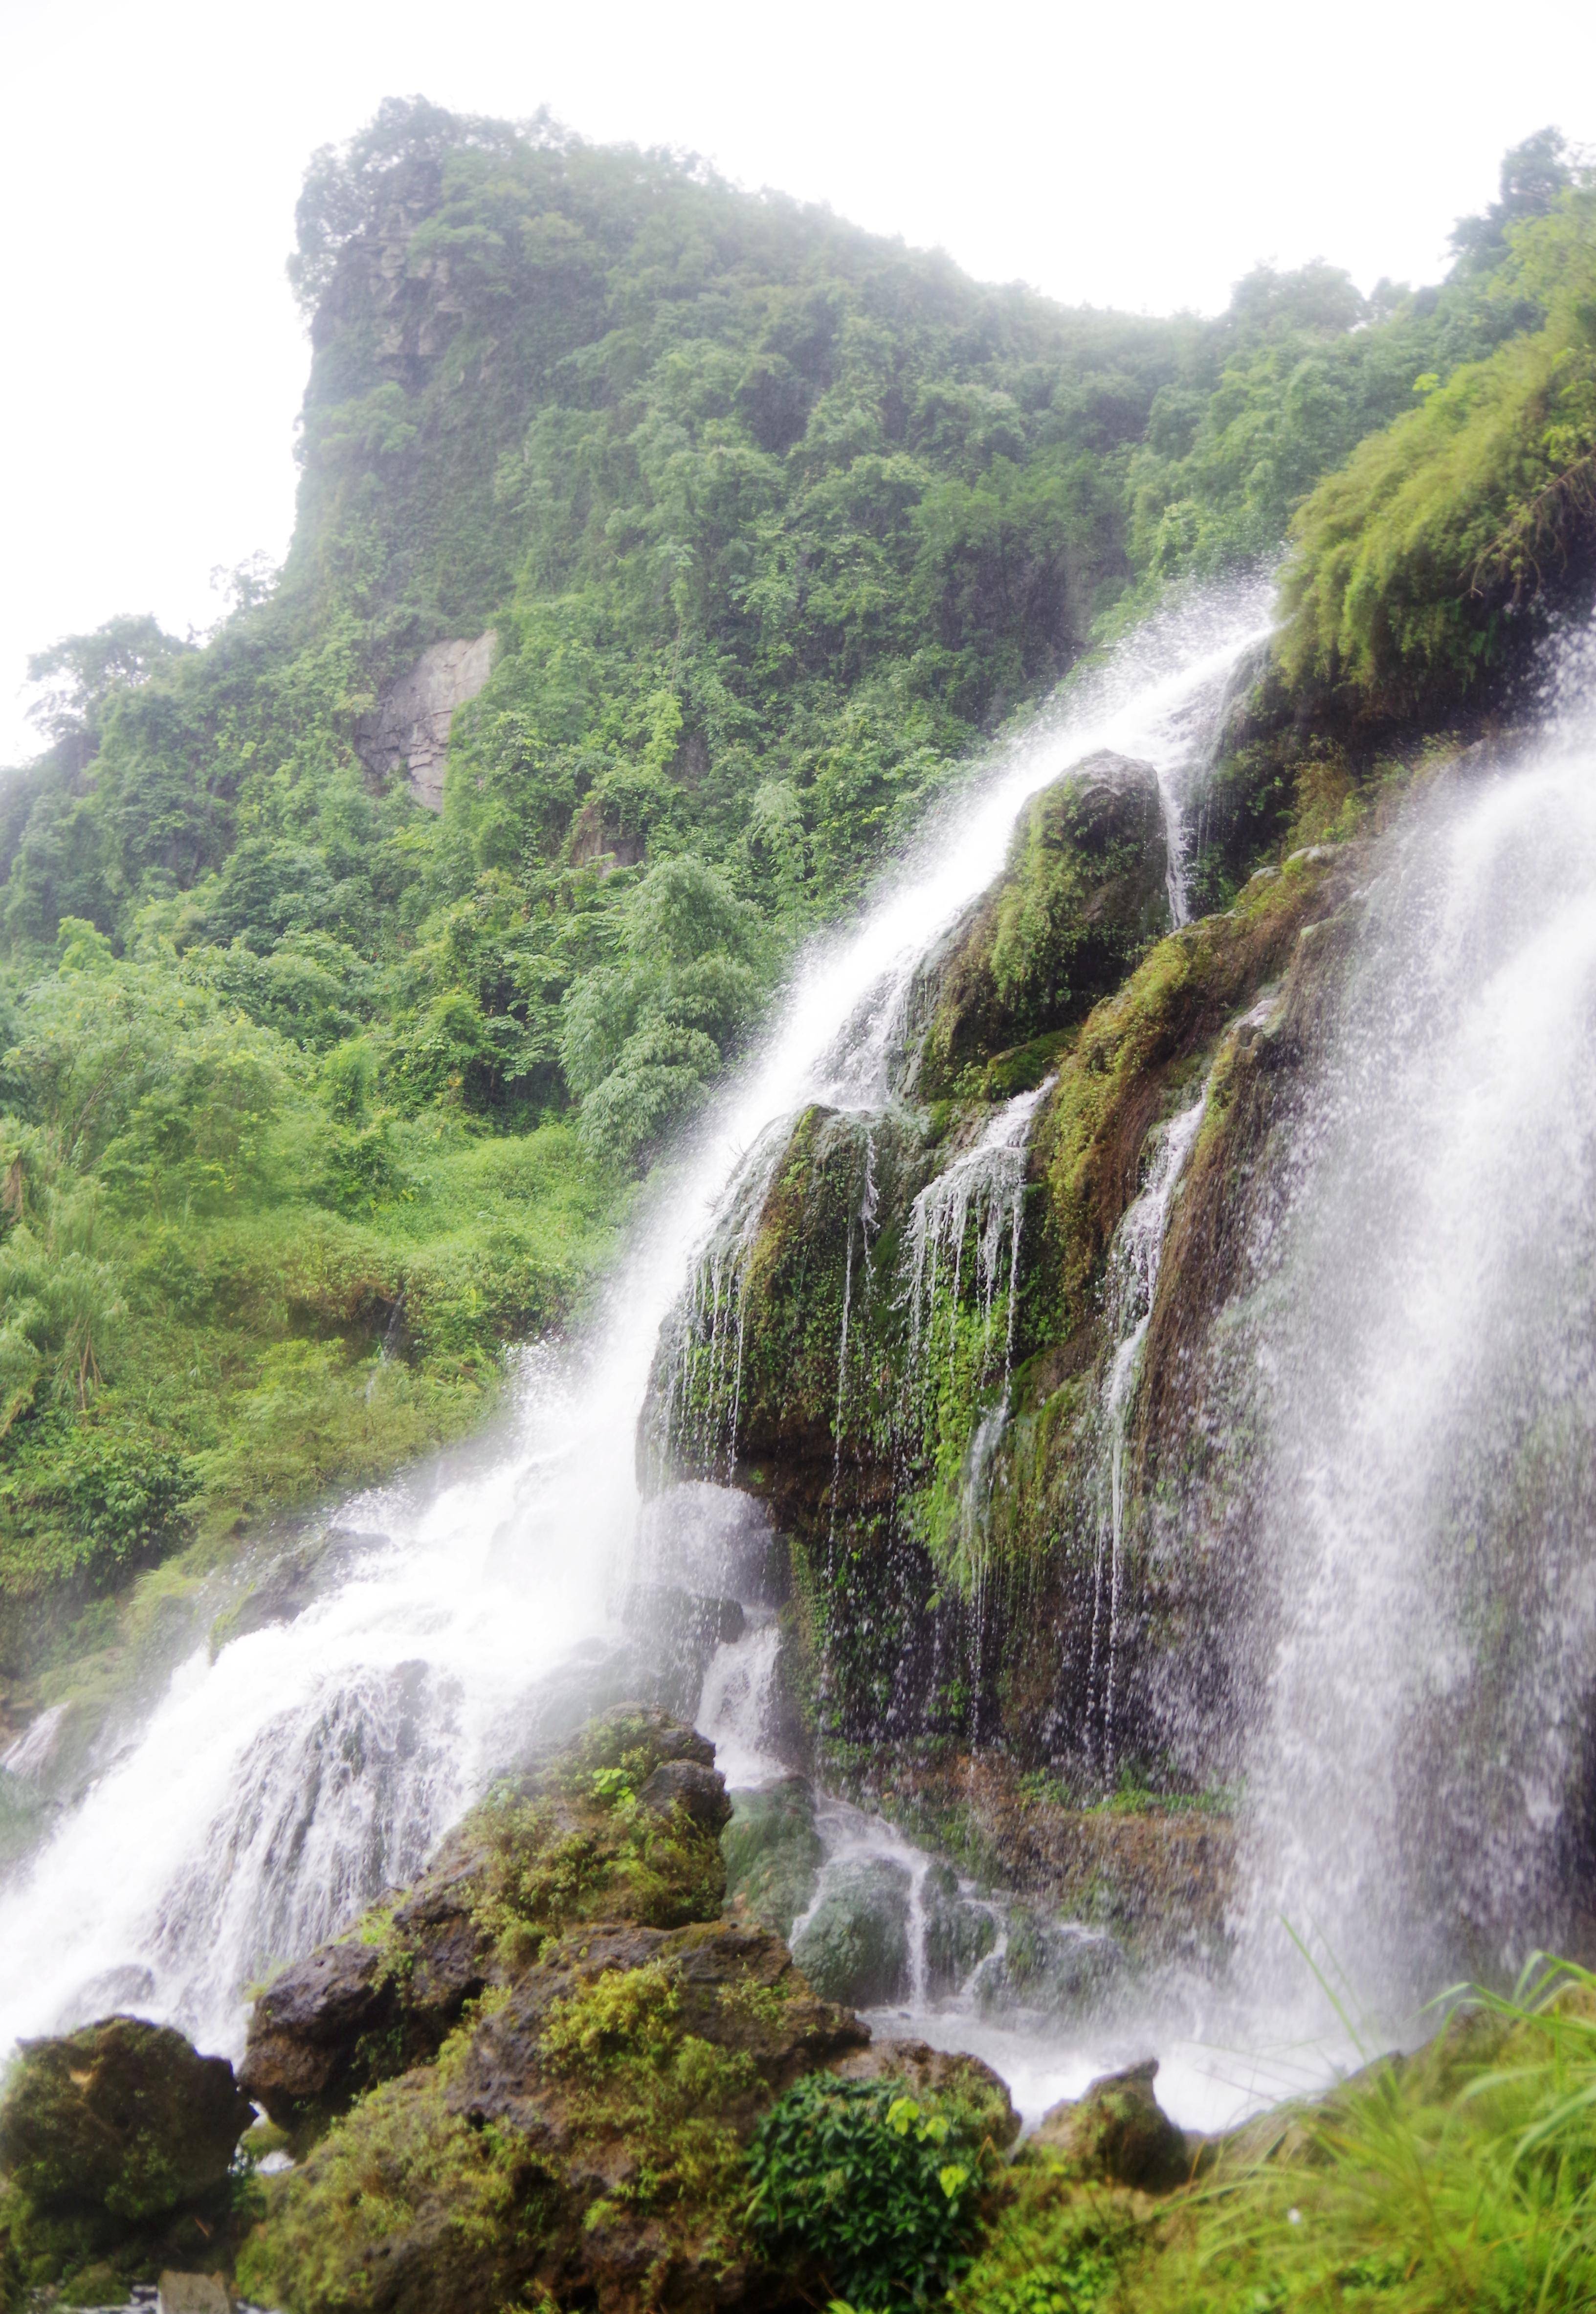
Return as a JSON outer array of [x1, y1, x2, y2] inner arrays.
[[1086, 1079, 1211, 1780]]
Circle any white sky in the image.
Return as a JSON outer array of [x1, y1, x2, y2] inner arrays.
[[3, 0, 1595, 767]]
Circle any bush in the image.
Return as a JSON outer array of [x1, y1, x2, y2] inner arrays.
[[747, 2074, 988, 2308]]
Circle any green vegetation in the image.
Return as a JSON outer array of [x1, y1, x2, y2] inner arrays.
[[1281, 178, 1596, 717], [749, 2075, 996, 2308], [946, 1960, 1596, 2314], [1, 100, 1589, 1661]]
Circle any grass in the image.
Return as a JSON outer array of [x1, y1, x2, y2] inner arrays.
[[950, 1956, 1596, 2314]]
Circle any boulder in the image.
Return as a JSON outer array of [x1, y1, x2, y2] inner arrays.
[[240, 1919, 869, 2314], [831, 2036, 1019, 2147], [921, 1862, 999, 1998], [722, 1777, 823, 1936], [0, 2016, 253, 2224], [1035, 2056, 1191, 2191], [638, 1756, 734, 1831], [791, 1856, 912, 2006]]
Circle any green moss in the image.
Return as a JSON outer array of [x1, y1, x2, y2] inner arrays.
[[1277, 191, 1596, 720], [1030, 847, 1344, 1351], [917, 759, 1167, 1100], [235, 2058, 538, 2314]]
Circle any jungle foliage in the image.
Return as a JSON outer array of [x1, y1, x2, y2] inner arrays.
[[0, 104, 1586, 1638]]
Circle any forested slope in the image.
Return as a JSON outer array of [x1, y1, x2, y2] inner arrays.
[[0, 103, 1586, 1672]]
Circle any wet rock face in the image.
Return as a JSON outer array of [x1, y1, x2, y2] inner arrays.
[[0, 2017, 253, 2221], [913, 750, 1169, 1099], [791, 1856, 913, 2007], [240, 1706, 730, 2141], [723, 1779, 823, 1938]]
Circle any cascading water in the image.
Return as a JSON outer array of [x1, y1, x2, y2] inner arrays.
[[1232, 610, 1596, 2034], [1086, 1079, 1211, 1777], [0, 580, 1270, 2102]]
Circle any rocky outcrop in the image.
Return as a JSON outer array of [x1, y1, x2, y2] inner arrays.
[[912, 750, 1169, 1098], [0, 2017, 254, 2296], [236, 1707, 1017, 2314], [241, 1706, 730, 2141], [354, 633, 495, 810]]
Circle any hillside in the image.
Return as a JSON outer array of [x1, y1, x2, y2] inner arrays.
[[0, 102, 1588, 1680]]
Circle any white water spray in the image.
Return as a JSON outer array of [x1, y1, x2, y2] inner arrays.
[[1234, 612, 1596, 2031]]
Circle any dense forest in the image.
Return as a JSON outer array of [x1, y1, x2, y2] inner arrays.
[[0, 102, 1592, 1657]]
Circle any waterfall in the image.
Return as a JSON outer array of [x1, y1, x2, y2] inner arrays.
[[0, 580, 1270, 2065], [1234, 610, 1596, 2029]]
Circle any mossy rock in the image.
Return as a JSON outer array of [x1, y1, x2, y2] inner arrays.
[[914, 750, 1169, 1098], [722, 1777, 823, 1938], [790, 1855, 912, 2006], [238, 1918, 869, 2314], [0, 2016, 255, 2297], [1034, 2057, 1191, 2190], [921, 1862, 999, 1997], [239, 1705, 731, 2142], [0, 2016, 252, 2225]]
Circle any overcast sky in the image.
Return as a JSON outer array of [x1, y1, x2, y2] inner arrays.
[[4, 0, 1595, 766]]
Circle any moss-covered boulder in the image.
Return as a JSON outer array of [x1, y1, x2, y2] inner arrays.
[[913, 750, 1169, 1098], [245, 1920, 866, 2314], [722, 1779, 823, 1937], [790, 1857, 913, 2007], [1035, 2057, 1191, 2190], [240, 1706, 730, 2143], [0, 2017, 254, 2297]]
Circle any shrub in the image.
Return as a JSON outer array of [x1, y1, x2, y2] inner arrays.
[[747, 2074, 989, 2308]]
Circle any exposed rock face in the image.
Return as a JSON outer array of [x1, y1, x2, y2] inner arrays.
[[912, 750, 1169, 1098], [241, 1706, 730, 2141], [354, 633, 494, 810], [1035, 2057, 1191, 2190]]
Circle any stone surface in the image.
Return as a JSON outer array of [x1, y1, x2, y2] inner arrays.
[[831, 2036, 1020, 2146], [790, 1855, 912, 2006], [638, 1756, 734, 1831], [921, 1862, 999, 1998], [912, 749, 1169, 1098], [354, 634, 494, 810], [973, 1910, 1125, 2019], [1035, 2056, 1191, 2190], [0, 2015, 253, 2232], [722, 1778, 823, 1937]]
